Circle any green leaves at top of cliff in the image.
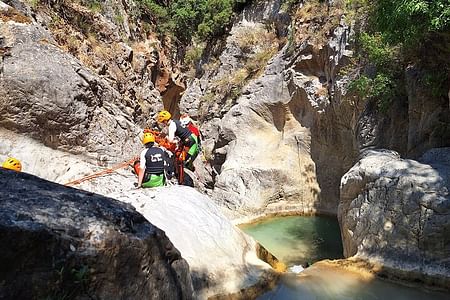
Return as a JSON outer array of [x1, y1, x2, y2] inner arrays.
[[137, 0, 247, 44], [372, 0, 450, 45], [345, 0, 450, 112]]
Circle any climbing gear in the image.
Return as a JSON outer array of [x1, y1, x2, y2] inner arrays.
[[142, 173, 165, 188], [180, 114, 201, 138], [2, 157, 22, 172], [180, 113, 191, 124], [157, 110, 171, 123], [66, 127, 194, 187], [133, 160, 141, 176], [142, 132, 155, 145], [64, 157, 137, 186], [142, 128, 188, 185]]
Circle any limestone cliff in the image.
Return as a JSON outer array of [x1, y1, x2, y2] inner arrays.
[[339, 148, 450, 288], [182, 0, 358, 219], [0, 0, 182, 162], [1, 0, 449, 294]]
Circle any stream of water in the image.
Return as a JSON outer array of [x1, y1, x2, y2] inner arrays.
[[241, 215, 449, 300]]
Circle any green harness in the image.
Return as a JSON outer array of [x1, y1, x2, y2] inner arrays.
[[142, 173, 165, 188]]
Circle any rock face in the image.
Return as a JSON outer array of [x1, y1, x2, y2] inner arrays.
[[182, 1, 358, 219], [356, 66, 450, 158], [0, 2, 142, 161], [0, 0, 186, 163], [1, 131, 274, 299], [0, 169, 194, 300], [339, 148, 450, 286], [111, 186, 275, 299]]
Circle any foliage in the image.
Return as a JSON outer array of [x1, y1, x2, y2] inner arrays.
[[184, 43, 204, 68], [26, 0, 39, 8], [358, 32, 397, 69], [348, 73, 395, 112], [422, 70, 448, 98], [86, 0, 102, 13], [345, 0, 450, 112], [137, 0, 247, 44], [373, 0, 450, 45]]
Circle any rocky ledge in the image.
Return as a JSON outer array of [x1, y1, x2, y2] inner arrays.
[[111, 185, 277, 299], [0, 169, 193, 299], [339, 148, 450, 289]]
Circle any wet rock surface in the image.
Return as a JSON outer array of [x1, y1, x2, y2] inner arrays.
[[0, 169, 194, 300]]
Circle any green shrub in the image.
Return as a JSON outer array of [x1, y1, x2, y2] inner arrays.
[[136, 0, 248, 44], [373, 0, 450, 45], [348, 73, 395, 112], [87, 0, 102, 13], [422, 71, 448, 98], [184, 44, 204, 67], [359, 33, 398, 69]]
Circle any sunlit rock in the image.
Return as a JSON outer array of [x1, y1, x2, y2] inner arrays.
[[111, 186, 275, 299], [339, 148, 450, 287]]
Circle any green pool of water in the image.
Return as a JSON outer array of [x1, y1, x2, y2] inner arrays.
[[241, 215, 449, 300], [240, 215, 343, 266]]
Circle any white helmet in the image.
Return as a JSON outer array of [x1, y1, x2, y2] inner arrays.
[[180, 113, 191, 126]]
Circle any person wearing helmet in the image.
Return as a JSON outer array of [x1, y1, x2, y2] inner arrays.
[[137, 132, 169, 188], [157, 110, 199, 170], [2, 157, 22, 172], [180, 113, 203, 152]]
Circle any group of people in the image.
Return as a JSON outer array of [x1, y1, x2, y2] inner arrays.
[[136, 110, 201, 189], [1, 110, 201, 190]]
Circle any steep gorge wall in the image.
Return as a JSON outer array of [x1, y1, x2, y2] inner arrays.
[[0, 0, 183, 163], [182, 0, 359, 219], [182, 0, 450, 224]]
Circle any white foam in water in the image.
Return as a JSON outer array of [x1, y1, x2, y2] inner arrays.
[[289, 265, 305, 274]]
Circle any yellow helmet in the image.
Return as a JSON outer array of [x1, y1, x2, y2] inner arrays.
[[2, 157, 22, 172], [142, 132, 155, 145], [157, 110, 171, 123]]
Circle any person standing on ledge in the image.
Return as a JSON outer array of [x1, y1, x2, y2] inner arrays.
[[157, 110, 199, 170]]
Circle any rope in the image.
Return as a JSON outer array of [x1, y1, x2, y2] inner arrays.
[[64, 157, 138, 186]]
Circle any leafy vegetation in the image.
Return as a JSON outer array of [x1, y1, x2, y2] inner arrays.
[[345, 0, 449, 112], [137, 0, 247, 44], [86, 0, 102, 13], [372, 0, 450, 45], [184, 43, 204, 68]]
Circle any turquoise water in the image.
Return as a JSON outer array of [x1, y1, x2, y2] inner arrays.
[[241, 215, 449, 300], [241, 215, 343, 266]]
